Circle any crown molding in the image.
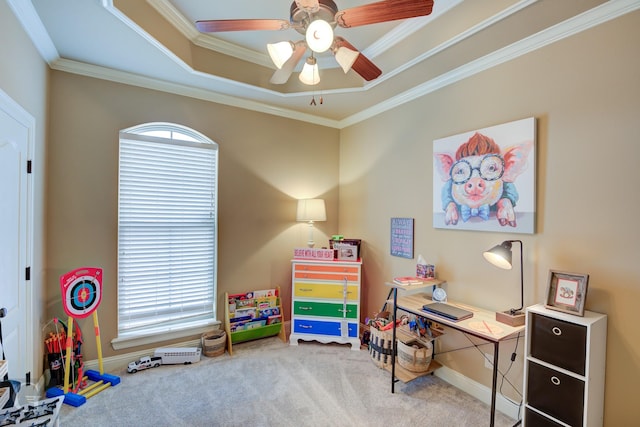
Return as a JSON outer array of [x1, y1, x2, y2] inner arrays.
[[49, 58, 341, 128], [147, 0, 274, 68], [339, 0, 640, 128], [6, 0, 59, 62], [13, 0, 640, 129], [363, 0, 463, 58]]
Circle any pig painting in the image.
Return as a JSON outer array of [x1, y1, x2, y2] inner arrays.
[[433, 118, 535, 233]]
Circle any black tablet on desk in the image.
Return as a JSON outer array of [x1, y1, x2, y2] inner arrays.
[[422, 302, 473, 321]]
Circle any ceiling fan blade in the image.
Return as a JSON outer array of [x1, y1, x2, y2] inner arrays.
[[336, 0, 434, 28], [196, 19, 291, 33], [270, 43, 307, 84], [333, 37, 382, 81]]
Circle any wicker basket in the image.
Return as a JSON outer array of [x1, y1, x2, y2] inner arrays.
[[396, 339, 433, 373], [202, 330, 226, 357], [368, 326, 395, 369]]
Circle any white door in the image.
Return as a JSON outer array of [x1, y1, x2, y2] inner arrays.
[[0, 92, 30, 381]]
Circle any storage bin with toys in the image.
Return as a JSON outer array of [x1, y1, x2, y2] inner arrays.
[[367, 310, 443, 375]]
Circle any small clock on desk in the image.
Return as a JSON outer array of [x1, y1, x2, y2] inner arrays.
[[432, 287, 447, 303]]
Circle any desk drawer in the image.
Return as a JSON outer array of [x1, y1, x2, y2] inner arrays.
[[294, 282, 358, 300], [530, 313, 587, 375], [527, 361, 584, 427], [293, 301, 357, 319], [293, 319, 358, 337]]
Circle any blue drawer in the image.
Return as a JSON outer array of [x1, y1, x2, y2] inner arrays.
[[293, 319, 358, 337]]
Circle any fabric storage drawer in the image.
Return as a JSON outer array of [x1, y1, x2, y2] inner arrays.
[[293, 301, 358, 319], [530, 313, 587, 375], [294, 282, 359, 300], [293, 319, 358, 337], [524, 408, 564, 427], [527, 361, 585, 427]]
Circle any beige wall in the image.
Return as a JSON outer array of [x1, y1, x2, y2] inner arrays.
[[4, 1, 639, 424], [45, 72, 340, 357], [0, 0, 49, 377], [339, 10, 640, 426]]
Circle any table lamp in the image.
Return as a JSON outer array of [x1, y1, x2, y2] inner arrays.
[[296, 198, 326, 247], [483, 239, 525, 326]]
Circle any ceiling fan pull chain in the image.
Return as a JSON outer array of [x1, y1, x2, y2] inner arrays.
[[310, 96, 316, 106]]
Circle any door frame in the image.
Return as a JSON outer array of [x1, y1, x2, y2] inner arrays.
[[0, 87, 35, 378]]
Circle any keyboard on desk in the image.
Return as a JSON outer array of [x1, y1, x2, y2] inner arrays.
[[422, 302, 473, 321]]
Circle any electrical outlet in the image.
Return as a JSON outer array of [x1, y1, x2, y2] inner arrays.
[[484, 353, 494, 369]]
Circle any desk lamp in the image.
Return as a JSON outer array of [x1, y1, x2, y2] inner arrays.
[[483, 240, 525, 326], [296, 199, 326, 247]]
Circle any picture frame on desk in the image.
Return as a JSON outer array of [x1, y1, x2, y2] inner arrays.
[[545, 270, 589, 316]]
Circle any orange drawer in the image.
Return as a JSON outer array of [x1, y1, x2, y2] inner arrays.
[[294, 264, 360, 274]]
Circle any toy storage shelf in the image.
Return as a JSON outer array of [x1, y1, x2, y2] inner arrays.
[[224, 286, 287, 356]]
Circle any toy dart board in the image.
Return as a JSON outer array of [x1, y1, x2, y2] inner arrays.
[[60, 267, 103, 318]]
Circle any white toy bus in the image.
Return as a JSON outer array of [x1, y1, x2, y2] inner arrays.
[[153, 347, 201, 365]]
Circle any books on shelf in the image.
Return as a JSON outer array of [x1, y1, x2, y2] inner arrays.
[[392, 276, 444, 286], [393, 276, 426, 285], [228, 288, 281, 332]]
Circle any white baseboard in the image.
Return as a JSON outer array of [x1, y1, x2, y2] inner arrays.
[[435, 364, 522, 421], [83, 338, 201, 374]]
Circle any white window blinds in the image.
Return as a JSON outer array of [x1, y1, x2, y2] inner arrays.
[[117, 125, 218, 338]]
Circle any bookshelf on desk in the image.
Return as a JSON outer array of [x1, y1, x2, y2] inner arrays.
[[387, 282, 525, 427]]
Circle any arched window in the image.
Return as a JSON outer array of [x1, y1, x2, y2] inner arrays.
[[114, 122, 218, 348]]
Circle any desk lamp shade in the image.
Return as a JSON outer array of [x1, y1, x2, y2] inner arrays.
[[297, 199, 326, 247], [483, 240, 525, 326], [483, 242, 513, 270]]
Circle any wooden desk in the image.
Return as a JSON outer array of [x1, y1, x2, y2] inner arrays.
[[388, 283, 525, 427]]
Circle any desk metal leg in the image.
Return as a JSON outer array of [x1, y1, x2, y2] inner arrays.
[[391, 287, 398, 393], [490, 341, 499, 427]]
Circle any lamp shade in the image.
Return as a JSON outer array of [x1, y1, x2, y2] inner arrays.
[[299, 56, 320, 85], [334, 46, 359, 73], [306, 19, 334, 53], [296, 199, 326, 222], [483, 241, 513, 270], [267, 41, 294, 69], [483, 239, 525, 325]]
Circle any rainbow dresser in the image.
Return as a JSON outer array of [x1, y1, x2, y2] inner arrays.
[[290, 258, 362, 350]]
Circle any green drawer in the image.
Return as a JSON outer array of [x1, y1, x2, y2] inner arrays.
[[293, 301, 358, 319]]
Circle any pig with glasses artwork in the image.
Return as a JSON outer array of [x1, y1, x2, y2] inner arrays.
[[434, 131, 533, 229]]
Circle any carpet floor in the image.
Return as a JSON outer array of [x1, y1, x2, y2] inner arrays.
[[59, 337, 517, 426]]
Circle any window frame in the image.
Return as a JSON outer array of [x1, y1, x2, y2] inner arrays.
[[112, 122, 219, 350]]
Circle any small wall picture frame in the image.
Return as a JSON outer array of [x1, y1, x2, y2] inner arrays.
[[545, 270, 589, 316], [390, 217, 414, 259]]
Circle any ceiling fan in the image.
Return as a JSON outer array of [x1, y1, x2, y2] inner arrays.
[[195, 0, 434, 85]]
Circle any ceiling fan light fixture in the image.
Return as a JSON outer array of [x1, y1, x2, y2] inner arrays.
[[299, 56, 320, 85], [267, 41, 295, 69], [305, 19, 334, 53], [295, 0, 320, 13], [334, 46, 359, 73]]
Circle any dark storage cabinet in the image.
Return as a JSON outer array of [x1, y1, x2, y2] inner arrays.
[[523, 305, 607, 427], [530, 313, 587, 375]]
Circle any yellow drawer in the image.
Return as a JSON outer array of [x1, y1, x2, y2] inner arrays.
[[294, 282, 359, 301], [294, 271, 359, 281]]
